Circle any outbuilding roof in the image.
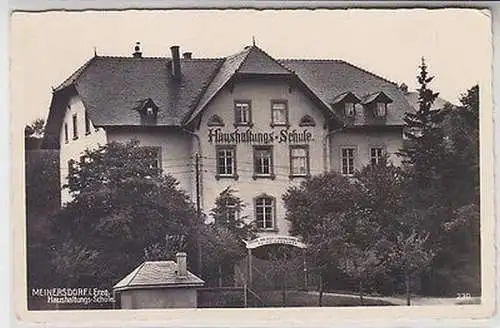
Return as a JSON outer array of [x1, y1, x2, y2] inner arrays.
[[113, 261, 204, 291], [404, 91, 452, 111]]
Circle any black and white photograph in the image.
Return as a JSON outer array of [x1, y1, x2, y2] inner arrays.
[[11, 6, 495, 325]]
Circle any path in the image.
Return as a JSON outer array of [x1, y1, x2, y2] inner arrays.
[[308, 291, 480, 306]]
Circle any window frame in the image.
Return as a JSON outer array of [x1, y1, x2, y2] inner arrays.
[[142, 146, 162, 170], [270, 99, 289, 127], [224, 197, 239, 224], [234, 100, 253, 127], [370, 146, 385, 166], [375, 102, 387, 117], [84, 111, 91, 135], [64, 123, 69, 144], [340, 146, 357, 176], [72, 114, 78, 140], [344, 102, 355, 117], [253, 145, 275, 180], [254, 194, 276, 231], [215, 145, 238, 180], [289, 145, 310, 179]]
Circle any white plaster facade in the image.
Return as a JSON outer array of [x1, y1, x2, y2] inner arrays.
[[196, 79, 329, 235], [57, 81, 404, 236], [59, 95, 107, 204]]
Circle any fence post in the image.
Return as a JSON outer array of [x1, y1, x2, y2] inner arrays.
[[244, 283, 248, 308], [247, 248, 253, 289]]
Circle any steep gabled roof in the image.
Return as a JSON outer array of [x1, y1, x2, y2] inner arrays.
[[237, 46, 293, 75], [44, 45, 415, 149], [113, 261, 204, 291], [75, 56, 223, 127], [361, 91, 393, 104], [184, 45, 296, 125], [279, 59, 413, 126]]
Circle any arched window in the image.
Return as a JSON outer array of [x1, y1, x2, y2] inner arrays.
[[254, 194, 275, 230], [207, 114, 225, 127], [299, 115, 316, 127]]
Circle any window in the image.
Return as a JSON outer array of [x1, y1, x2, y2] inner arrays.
[[64, 123, 69, 144], [299, 115, 316, 127], [290, 146, 309, 177], [253, 146, 273, 178], [224, 198, 239, 223], [376, 102, 387, 117], [234, 101, 252, 126], [143, 146, 161, 169], [85, 111, 91, 135], [341, 147, 356, 175], [271, 101, 288, 126], [216, 146, 236, 179], [370, 147, 384, 165], [207, 114, 225, 127], [255, 196, 275, 230], [345, 102, 355, 116], [67, 159, 75, 176], [72, 114, 78, 140]]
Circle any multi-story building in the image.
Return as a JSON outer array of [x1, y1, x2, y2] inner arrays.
[[43, 43, 413, 237]]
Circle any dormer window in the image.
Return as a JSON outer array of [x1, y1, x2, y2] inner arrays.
[[135, 98, 159, 125], [345, 102, 355, 116], [361, 92, 393, 119], [376, 102, 387, 117], [331, 92, 360, 118]]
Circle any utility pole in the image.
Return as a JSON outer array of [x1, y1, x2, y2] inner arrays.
[[195, 153, 202, 276]]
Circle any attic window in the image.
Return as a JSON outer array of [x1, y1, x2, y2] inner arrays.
[[345, 103, 355, 116], [207, 114, 225, 127], [376, 102, 387, 117], [299, 115, 316, 127], [136, 98, 159, 125]]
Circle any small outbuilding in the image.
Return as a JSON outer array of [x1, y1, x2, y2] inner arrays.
[[113, 252, 205, 309]]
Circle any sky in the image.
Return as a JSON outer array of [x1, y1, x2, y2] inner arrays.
[[10, 8, 491, 125]]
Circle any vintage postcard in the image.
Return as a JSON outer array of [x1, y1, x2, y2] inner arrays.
[[10, 6, 495, 326]]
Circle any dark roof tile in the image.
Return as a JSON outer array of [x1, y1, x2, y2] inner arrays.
[[75, 56, 222, 127], [279, 59, 413, 126], [113, 261, 204, 290]]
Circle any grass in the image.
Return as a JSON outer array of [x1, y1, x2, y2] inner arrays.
[[198, 289, 393, 308]]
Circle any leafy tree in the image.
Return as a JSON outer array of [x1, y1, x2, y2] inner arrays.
[[25, 118, 45, 138], [210, 187, 256, 241], [387, 228, 435, 305], [200, 224, 246, 287], [50, 140, 200, 288], [25, 149, 60, 292], [202, 187, 256, 286], [283, 171, 387, 302]]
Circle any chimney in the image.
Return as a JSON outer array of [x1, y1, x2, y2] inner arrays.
[[176, 252, 187, 277], [399, 82, 408, 94], [170, 45, 181, 79], [183, 52, 192, 59], [133, 42, 142, 58]]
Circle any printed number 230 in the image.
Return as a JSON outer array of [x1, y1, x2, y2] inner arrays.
[[457, 293, 471, 299]]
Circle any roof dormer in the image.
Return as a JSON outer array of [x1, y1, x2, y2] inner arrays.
[[361, 91, 393, 118], [331, 91, 361, 118], [135, 98, 159, 125]]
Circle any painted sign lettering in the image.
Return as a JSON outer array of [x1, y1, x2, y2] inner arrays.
[[245, 235, 307, 249], [208, 128, 313, 144]]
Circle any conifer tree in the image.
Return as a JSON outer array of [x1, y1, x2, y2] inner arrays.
[[399, 57, 449, 187]]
